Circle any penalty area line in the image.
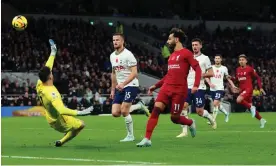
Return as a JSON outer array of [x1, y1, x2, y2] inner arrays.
[[1, 155, 166, 165]]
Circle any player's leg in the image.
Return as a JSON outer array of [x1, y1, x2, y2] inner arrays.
[[119, 87, 139, 142], [237, 94, 266, 128], [129, 100, 150, 117], [217, 91, 229, 122], [54, 116, 85, 147], [136, 89, 169, 147], [236, 90, 256, 117], [210, 91, 218, 120], [176, 102, 189, 138], [111, 89, 124, 117], [170, 93, 196, 138], [195, 90, 216, 129], [176, 89, 192, 137], [213, 91, 229, 122]]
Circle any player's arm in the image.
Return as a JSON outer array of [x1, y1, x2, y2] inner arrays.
[[205, 78, 212, 86], [252, 68, 265, 94], [46, 92, 92, 116], [45, 39, 57, 70], [147, 74, 167, 95], [224, 67, 237, 88], [122, 65, 138, 86], [202, 57, 214, 78], [252, 69, 262, 89], [121, 53, 138, 86], [187, 53, 202, 88], [154, 75, 167, 89], [111, 68, 117, 92]]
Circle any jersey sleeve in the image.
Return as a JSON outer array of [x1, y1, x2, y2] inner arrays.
[[45, 91, 78, 116], [224, 66, 229, 77], [205, 56, 212, 70], [45, 55, 55, 70], [154, 75, 167, 89], [251, 68, 262, 89], [127, 52, 137, 67]]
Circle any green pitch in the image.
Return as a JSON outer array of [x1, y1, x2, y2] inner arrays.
[[2, 113, 276, 165]]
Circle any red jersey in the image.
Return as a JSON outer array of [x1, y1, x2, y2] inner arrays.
[[155, 48, 201, 93], [236, 65, 262, 91]]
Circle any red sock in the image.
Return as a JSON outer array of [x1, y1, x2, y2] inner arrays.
[[145, 107, 161, 139], [177, 116, 193, 126], [240, 100, 251, 109], [255, 111, 262, 120]]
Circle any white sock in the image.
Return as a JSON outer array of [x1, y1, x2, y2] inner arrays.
[[203, 109, 214, 123], [124, 114, 133, 136], [213, 106, 219, 120], [129, 103, 142, 113], [180, 110, 188, 133], [219, 105, 228, 116]]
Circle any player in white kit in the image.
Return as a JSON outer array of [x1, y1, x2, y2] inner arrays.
[[110, 33, 149, 142], [177, 38, 216, 138], [205, 54, 236, 123]]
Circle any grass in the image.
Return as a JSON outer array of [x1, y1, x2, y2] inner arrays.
[[1, 113, 276, 165]]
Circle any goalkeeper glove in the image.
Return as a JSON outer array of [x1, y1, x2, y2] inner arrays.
[[49, 39, 57, 55], [77, 106, 94, 116]]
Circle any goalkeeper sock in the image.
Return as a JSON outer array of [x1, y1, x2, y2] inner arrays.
[[60, 131, 76, 145], [60, 125, 84, 145]]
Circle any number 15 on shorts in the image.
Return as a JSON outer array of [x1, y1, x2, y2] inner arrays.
[[125, 92, 131, 100]]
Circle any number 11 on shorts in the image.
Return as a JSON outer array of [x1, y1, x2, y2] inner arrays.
[[174, 104, 180, 111]]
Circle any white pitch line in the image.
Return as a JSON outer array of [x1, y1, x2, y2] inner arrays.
[[8, 128, 276, 133], [1, 155, 166, 165]]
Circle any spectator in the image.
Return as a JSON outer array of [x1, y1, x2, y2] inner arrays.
[[253, 85, 261, 97]]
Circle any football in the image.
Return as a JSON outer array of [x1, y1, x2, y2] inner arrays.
[[12, 15, 28, 31]]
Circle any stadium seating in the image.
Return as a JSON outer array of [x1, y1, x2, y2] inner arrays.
[[2, 16, 276, 112]]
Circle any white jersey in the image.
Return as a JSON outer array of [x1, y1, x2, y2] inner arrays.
[[110, 48, 139, 87], [187, 54, 212, 90], [210, 65, 229, 91]]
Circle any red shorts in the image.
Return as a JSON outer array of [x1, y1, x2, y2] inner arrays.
[[155, 87, 187, 115], [239, 89, 253, 103]]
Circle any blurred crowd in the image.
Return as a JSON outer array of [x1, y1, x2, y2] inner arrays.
[[5, 0, 276, 22], [2, 16, 276, 112]]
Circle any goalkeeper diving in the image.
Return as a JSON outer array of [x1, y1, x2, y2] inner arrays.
[[36, 39, 93, 147]]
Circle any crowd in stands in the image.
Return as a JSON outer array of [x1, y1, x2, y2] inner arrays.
[[2, 16, 276, 112], [5, 0, 276, 22]]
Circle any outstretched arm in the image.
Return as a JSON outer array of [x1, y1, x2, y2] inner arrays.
[[226, 76, 237, 88], [154, 75, 167, 89], [45, 39, 57, 70]]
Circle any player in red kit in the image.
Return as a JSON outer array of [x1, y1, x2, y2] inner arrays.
[[231, 54, 267, 128], [136, 28, 202, 147]]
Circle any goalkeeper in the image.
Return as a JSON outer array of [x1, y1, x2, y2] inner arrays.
[[36, 39, 93, 147]]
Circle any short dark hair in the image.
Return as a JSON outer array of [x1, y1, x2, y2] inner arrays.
[[113, 33, 125, 40], [239, 54, 247, 60], [39, 66, 51, 83], [170, 28, 187, 43], [215, 54, 222, 58], [191, 38, 202, 45]]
